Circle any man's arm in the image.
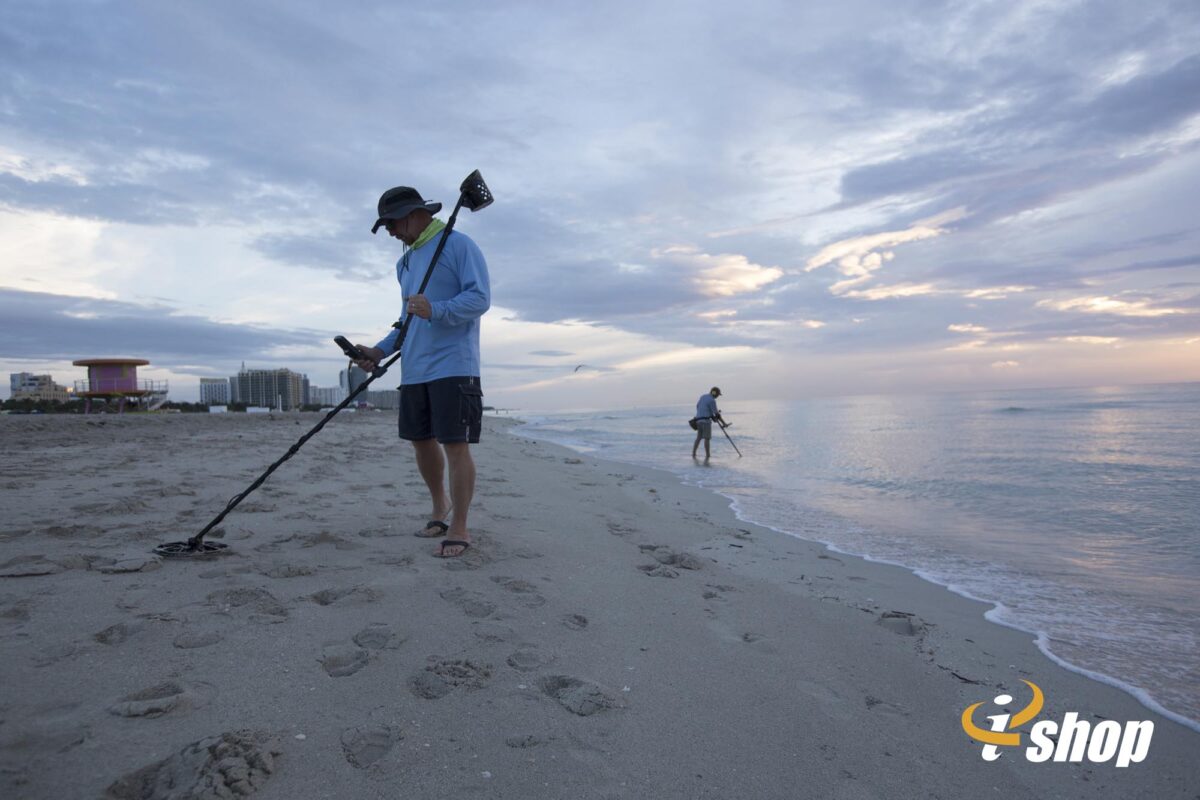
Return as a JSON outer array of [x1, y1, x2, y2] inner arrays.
[[428, 235, 491, 326]]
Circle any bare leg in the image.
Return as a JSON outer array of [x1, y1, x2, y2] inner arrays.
[[692, 432, 702, 458], [411, 438, 451, 522], [439, 442, 476, 556]]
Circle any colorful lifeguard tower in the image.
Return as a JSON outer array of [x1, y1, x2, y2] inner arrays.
[[72, 358, 169, 413]]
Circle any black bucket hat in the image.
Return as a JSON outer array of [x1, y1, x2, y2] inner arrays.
[[371, 186, 442, 234]]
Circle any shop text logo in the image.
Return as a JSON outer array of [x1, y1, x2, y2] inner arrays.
[[961, 680, 1154, 768]]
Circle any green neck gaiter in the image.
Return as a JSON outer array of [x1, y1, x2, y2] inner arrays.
[[411, 218, 447, 250]]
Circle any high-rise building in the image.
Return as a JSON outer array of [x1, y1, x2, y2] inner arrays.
[[230, 367, 308, 410], [9, 372, 70, 403], [309, 386, 347, 406], [199, 377, 230, 405], [365, 389, 400, 409], [339, 366, 369, 396]]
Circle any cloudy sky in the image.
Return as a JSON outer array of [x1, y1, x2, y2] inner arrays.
[[2, 0, 1198, 408]]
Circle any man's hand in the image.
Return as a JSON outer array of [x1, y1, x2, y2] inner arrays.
[[406, 294, 433, 320], [353, 345, 385, 372]]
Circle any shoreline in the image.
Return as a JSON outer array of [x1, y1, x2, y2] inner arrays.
[[2, 412, 1197, 798], [511, 415, 1200, 736]]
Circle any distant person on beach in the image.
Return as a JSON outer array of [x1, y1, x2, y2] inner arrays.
[[692, 386, 727, 462], [352, 185, 491, 558]]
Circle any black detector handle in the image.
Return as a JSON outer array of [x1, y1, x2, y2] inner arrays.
[[334, 335, 366, 361]]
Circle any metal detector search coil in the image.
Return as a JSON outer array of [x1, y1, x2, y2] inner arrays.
[[460, 170, 493, 212]]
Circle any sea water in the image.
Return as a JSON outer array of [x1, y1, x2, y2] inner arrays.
[[513, 383, 1200, 731]]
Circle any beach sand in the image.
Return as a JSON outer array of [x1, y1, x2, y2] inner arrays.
[[1, 412, 1196, 799]]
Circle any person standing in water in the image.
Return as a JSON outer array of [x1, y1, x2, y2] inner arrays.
[[692, 386, 727, 462]]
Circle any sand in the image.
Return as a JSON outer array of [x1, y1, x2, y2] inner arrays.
[[0, 411, 1196, 799]]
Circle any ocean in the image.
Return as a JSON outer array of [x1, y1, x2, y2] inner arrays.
[[512, 382, 1200, 732]]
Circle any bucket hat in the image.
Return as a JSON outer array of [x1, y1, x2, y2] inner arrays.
[[371, 186, 442, 233]]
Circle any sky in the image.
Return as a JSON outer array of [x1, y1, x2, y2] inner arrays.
[[2, 0, 1199, 409]]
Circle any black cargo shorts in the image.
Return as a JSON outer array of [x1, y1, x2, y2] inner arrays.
[[398, 376, 483, 444]]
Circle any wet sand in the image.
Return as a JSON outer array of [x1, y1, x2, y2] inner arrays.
[[0, 412, 1196, 798]]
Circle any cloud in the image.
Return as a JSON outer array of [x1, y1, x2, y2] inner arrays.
[[651, 245, 783, 298], [841, 282, 941, 301], [1051, 336, 1121, 345], [805, 210, 964, 294], [963, 286, 1034, 300], [1036, 295, 1191, 318], [0, 288, 319, 368], [3, 2, 1200, 403]]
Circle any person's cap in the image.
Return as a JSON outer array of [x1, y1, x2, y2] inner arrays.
[[371, 186, 442, 234], [711, 386, 722, 396]]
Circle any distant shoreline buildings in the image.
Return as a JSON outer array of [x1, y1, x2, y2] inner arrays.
[[7, 363, 397, 411], [9, 372, 70, 403]]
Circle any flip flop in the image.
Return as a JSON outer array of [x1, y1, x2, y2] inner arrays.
[[435, 539, 471, 558], [416, 520, 449, 538]]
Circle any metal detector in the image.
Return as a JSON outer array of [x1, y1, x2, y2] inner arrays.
[[155, 170, 494, 558], [719, 422, 743, 457]]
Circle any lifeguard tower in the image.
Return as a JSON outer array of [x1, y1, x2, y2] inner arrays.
[[72, 358, 169, 413]]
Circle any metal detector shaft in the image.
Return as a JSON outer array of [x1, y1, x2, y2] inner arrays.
[[185, 192, 473, 552], [719, 423, 743, 457]]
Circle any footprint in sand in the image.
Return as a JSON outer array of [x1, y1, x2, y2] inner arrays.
[[257, 563, 316, 579], [355, 525, 404, 539], [34, 642, 80, 667], [876, 611, 926, 636], [605, 521, 633, 538], [173, 630, 223, 650], [637, 564, 679, 579], [198, 565, 255, 580], [301, 531, 364, 551], [206, 588, 288, 623], [864, 695, 910, 717], [97, 552, 163, 575], [473, 622, 517, 643], [0, 555, 65, 577], [307, 586, 382, 607], [108, 681, 213, 718], [538, 676, 625, 716], [506, 646, 556, 672], [103, 729, 280, 800], [438, 587, 497, 619], [489, 576, 547, 608], [1, 596, 32, 624], [561, 614, 588, 630], [640, 546, 705, 571], [94, 622, 144, 646], [320, 645, 370, 678], [252, 535, 295, 553], [352, 623, 406, 651], [368, 554, 416, 569], [341, 724, 404, 768], [409, 659, 493, 699]]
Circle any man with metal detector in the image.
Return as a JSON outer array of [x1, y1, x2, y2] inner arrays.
[[351, 184, 491, 558], [692, 386, 728, 462]]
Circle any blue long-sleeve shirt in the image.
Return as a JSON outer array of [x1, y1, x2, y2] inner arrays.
[[374, 229, 491, 384], [696, 394, 720, 420]]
